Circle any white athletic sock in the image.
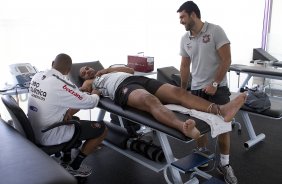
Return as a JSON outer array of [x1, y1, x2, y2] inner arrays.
[[220, 154, 229, 166]]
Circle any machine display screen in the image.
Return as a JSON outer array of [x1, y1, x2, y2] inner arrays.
[[17, 66, 29, 73]]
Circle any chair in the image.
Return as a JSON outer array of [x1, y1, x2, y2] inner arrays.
[[1, 95, 82, 156], [0, 118, 77, 184]]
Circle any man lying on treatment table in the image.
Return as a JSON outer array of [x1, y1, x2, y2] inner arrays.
[[79, 65, 246, 139]]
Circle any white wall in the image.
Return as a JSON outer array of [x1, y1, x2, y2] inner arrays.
[[267, 0, 282, 59], [0, 0, 265, 68], [0, 0, 266, 119]]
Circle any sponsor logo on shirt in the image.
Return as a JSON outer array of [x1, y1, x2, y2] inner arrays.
[[30, 81, 47, 101], [62, 85, 83, 100]]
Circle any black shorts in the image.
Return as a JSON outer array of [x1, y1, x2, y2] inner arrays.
[[78, 120, 106, 140], [114, 76, 164, 107], [191, 86, 231, 105]]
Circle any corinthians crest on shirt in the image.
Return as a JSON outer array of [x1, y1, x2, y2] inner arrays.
[[202, 34, 210, 43]]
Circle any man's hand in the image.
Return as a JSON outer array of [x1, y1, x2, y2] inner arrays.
[[91, 88, 101, 96], [79, 80, 93, 93], [95, 68, 108, 77], [63, 109, 80, 122], [63, 109, 73, 122], [202, 84, 217, 95]]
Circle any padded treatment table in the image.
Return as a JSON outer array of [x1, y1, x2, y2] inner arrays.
[[98, 97, 210, 141], [229, 64, 282, 88], [69, 61, 214, 184], [271, 61, 282, 68], [229, 64, 282, 148], [0, 118, 77, 184], [157, 66, 181, 86], [157, 66, 192, 90]]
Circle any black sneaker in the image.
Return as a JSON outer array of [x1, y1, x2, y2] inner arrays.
[[217, 163, 238, 184], [193, 147, 215, 168]]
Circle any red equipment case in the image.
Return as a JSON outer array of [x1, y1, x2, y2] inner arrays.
[[127, 55, 154, 73]]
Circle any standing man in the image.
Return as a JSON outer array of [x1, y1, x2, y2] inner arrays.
[[177, 1, 237, 184], [28, 53, 107, 177]]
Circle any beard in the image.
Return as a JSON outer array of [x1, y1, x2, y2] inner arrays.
[[185, 20, 195, 31]]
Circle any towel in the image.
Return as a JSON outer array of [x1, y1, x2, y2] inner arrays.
[[165, 104, 231, 138]]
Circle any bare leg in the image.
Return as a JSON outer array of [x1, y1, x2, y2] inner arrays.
[[81, 128, 108, 155], [218, 132, 230, 154], [127, 89, 200, 139], [219, 92, 247, 122], [155, 84, 246, 122]]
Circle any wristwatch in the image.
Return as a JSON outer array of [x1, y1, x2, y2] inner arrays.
[[212, 81, 219, 88]]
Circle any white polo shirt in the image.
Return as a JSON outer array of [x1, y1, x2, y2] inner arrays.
[[28, 68, 99, 146], [180, 22, 230, 90]]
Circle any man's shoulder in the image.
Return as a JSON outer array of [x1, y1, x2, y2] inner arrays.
[[32, 70, 47, 79], [205, 21, 219, 27], [33, 69, 57, 78], [206, 22, 225, 32]]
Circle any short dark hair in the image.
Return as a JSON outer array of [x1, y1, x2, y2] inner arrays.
[[52, 53, 72, 73], [177, 1, 201, 19]]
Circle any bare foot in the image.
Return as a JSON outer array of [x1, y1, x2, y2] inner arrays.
[[182, 119, 200, 139], [220, 92, 247, 122]]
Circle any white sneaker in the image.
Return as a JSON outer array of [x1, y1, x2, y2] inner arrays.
[[65, 164, 92, 177], [217, 163, 238, 184]]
